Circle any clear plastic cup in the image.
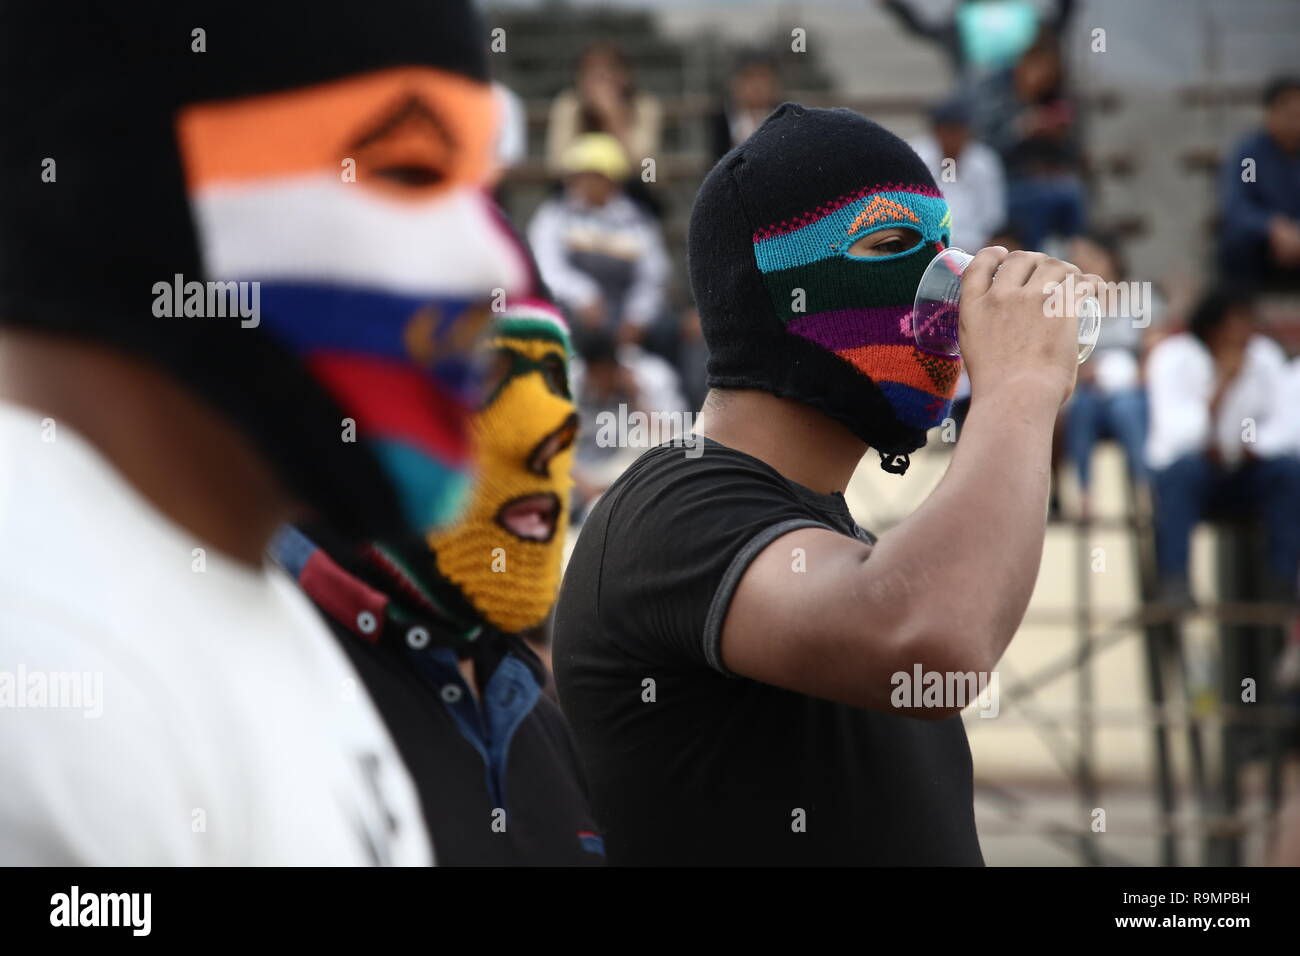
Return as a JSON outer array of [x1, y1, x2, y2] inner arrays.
[[913, 247, 1102, 364]]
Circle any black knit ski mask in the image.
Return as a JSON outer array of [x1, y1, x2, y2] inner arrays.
[[688, 104, 959, 473]]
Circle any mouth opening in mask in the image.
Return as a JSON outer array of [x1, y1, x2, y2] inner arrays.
[[496, 492, 562, 542]]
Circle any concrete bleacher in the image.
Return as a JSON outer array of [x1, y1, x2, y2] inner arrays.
[[485, 2, 833, 304], [485, 0, 1299, 322]]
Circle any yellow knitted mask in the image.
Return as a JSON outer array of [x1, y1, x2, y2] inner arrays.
[[427, 302, 576, 633]]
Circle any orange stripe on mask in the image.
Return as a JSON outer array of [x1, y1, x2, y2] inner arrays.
[[835, 344, 961, 396], [176, 66, 497, 199]]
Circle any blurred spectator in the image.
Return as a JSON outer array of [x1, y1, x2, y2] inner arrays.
[[569, 330, 687, 518], [708, 52, 782, 162], [546, 41, 663, 175], [1146, 287, 1300, 606], [1218, 76, 1300, 288], [1064, 232, 1158, 519], [971, 29, 1085, 251], [1285, 356, 1300, 457], [677, 306, 709, 411], [877, 0, 1074, 82], [910, 97, 1006, 252], [985, 220, 1027, 252], [528, 133, 671, 346]]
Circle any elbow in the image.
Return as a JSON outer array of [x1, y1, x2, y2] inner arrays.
[[884, 619, 1001, 722], [896, 611, 999, 676]]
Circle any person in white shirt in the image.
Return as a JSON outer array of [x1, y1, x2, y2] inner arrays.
[[0, 401, 429, 865], [910, 98, 1007, 254], [1063, 232, 1161, 519], [528, 133, 671, 346], [1145, 288, 1300, 605], [1284, 357, 1300, 456]]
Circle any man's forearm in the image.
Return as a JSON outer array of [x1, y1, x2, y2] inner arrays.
[[871, 379, 1060, 672]]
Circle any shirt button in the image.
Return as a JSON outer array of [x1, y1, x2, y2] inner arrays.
[[406, 626, 430, 650], [356, 611, 378, 635], [440, 684, 463, 704]]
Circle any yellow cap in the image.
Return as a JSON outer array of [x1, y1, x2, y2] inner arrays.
[[560, 132, 629, 181]]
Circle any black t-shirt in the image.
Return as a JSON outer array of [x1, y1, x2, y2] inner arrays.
[[553, 439, 984, 865]]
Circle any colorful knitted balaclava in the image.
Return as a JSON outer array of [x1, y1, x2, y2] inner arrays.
[[427, 302, 577, 633], [0, 1, 527, 540], [688, 104, 961, 471], [367, 300, 577, 637]]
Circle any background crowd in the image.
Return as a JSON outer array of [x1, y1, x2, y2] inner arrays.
[[485, 0, 1300, 610]]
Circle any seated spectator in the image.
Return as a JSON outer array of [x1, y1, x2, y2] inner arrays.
[[1285, 356, 1300, 457], [970, 28, 1086, 251], [568, 330, 687, 519], [527, 133, 671, 346], [1146, 287, 1300, 606], [676, 306, 709, 412], [1218, 76, 1300, 288], [985, 220, 1027, 253], [545, 41, 662, 176], [1064, 232, 1161, 519], [708, 52, 782, 162], [910, 97, 1007, 252]]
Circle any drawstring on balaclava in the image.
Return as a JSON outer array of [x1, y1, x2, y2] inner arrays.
[[688, 104, 962, 474]]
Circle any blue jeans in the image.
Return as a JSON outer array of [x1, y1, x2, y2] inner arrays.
[[1151, 452, 1300, 588], [1066, 386, 1147, 492], [1007, 175, 1086, 250]]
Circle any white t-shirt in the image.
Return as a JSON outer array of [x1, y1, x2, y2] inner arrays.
[[0, 403, 431, 865], [1283, 357, 1300, 456], [1145, 333, 1293, 471], [910, 134, 1007, 253]]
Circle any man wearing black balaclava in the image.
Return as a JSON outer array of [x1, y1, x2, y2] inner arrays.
[[553, 104, 1102, 865]]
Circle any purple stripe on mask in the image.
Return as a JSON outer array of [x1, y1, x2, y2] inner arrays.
[[786, 306, 914, 352]]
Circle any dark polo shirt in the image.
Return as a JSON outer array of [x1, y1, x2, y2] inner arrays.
[[273, 525, 604, 866]]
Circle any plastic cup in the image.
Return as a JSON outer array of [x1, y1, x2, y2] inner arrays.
[[913, 247, 1102, 364]]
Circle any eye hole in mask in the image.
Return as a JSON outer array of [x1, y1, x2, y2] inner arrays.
[[541, 353, 570, 400], [845, 226, 923, 260], [478, 348, 572, 409], [372, 164, 445, 188], [351, 94, 455, 195]]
